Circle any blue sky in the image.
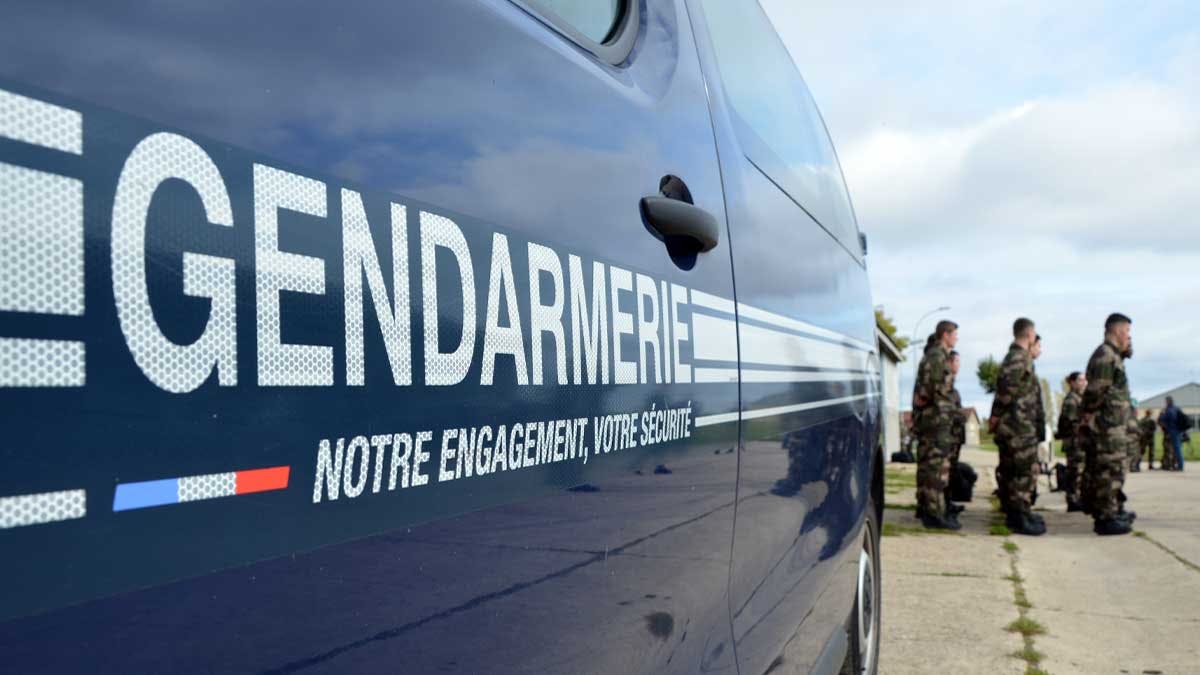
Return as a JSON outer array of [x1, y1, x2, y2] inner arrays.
[[764, 0, 1200, 411]]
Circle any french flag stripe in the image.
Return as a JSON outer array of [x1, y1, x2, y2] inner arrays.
[[112, 478, 179, 511], [113, 466, 290, 512]]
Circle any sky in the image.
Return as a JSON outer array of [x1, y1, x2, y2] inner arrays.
[[763, 0, 1200, 412]]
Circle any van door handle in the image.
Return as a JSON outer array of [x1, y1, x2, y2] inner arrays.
[[640, 196, 720, 252]]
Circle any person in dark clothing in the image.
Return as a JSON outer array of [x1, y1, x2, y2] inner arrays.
[[1159, 397, 1189, 471]]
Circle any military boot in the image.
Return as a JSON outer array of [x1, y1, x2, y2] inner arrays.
[[920, 510, 961, 531], [944, 507, 963, 528], [1066, 499, 1084, 513], [1094, 517, 1132, 536], [1006, 511, 1045, 536]]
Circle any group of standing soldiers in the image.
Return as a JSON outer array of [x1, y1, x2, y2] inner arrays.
[[913, 313, 1139, 536]]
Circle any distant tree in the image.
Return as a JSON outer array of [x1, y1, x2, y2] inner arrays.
[[977, 355, 1000, 394], [874, 307, 910, 351]]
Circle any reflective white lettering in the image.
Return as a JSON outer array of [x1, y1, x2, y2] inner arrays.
[[636, 273, 661, 384], [527, 242, 566, 385], [609, 265, 636, 384], [112, 133, 236, 393], [342, 191, 411, 386], [254, 164, 332, 386], [671, 284, 691, 384], [568, 255, 608, 385], [480, 233, 527, 385], [421, 212, 475, 386]]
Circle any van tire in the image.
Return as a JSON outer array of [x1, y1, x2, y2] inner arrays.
[[840, 493, 881, 674]]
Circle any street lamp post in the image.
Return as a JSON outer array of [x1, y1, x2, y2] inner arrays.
[[907, 306, 951, 408]]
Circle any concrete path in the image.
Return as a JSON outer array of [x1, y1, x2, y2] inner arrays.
[[880, 447, 1200, 675]]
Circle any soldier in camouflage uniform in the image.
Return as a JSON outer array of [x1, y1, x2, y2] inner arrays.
[[946, 351, 966, 513], [989, 318, 1045, 535], [1056, 372, 1087, 511], [1139, 410, 1160, 470], [912, 320, 962, 530], [1127, 410, 1143, 472], [1079, 313, 1136, 536], [1029, 335, 1047, 507], [1147, 410, 1166, 468]]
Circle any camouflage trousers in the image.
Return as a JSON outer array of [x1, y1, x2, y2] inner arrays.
[[996, 439, 1038, 515], [1062, 439, 1085, 505], [1083, 430, 1128, 520], [1138, 439, 1155, 469], [1160, 439, 1177, 470], [916, 427, 952, 515]]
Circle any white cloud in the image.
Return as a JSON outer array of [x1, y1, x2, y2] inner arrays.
[[764, 0, 1200, 411]]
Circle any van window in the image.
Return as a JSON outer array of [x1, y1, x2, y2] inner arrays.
[[529, 0, 623, 43], [700, 0, 859, 249]]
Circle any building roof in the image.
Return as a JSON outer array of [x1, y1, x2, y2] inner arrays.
[[875, 324, 905, 363], [962, 407, 980, 424], [1141, 382, 1200, 409]]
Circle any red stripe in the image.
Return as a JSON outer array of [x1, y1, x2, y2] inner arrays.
[[235, 466, 290, 495]]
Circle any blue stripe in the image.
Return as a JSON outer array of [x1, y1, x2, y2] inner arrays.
[[112, 478, 179, 511]]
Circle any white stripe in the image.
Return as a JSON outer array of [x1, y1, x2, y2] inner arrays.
[[694, 410, 740, 427], [742, 369, 867, 383], [691, 312, 739, 362], [693, 367, 867, 384], [737, 301, 872, 351], [738, 322, 865, 371], [0, 338, 86, 387], [0, 489, 86, 529], [694, 393, 877, 427], [739, 393, 875, 420], [690, 289, 736, 314], [0, 88, 83, 154], [178, 472, 237, 502], [688, 291, 872, 357], [693, 367, 738, 383]]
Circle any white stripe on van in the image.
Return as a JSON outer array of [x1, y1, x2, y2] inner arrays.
[[694, 393, 877, 427]]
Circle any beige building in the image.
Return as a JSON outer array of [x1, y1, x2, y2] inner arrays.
[[1138, 382, 1200, 430], [876, 323, 905, 458], [962, 407, 981, 446]]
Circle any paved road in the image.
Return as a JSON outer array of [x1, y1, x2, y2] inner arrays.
[[881, 447, 1200, 675]]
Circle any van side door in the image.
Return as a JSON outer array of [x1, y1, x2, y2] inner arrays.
[[0, 1, 742, 672], [688, 1, 881, 672]]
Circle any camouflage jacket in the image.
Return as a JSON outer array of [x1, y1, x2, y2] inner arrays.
[[950, 388, 965, 444], [913, 343, 956, 431], [990, 342, 1039, 447], [1081, 340, 1131, 435], [1138, 416, 1158, 443], [1056, 390, 1082, 444]]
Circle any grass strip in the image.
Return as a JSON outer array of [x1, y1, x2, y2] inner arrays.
[[1002, 538, 1050, 674], [882, 522, 963, 537]]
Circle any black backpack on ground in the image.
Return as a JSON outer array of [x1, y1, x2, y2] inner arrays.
[[949, 462, 977, 502], [890, 449, 916, 463], [1052, 462, 1067, 492]]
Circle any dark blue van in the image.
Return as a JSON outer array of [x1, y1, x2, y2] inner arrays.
[[0, 1, 882, 673]]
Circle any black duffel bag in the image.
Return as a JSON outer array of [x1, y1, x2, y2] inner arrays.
[[949, 461, 978, 502]]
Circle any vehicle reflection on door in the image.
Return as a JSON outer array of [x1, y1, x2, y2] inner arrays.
[[0, 446, 740, 674], [730, 411, 868, 673]]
